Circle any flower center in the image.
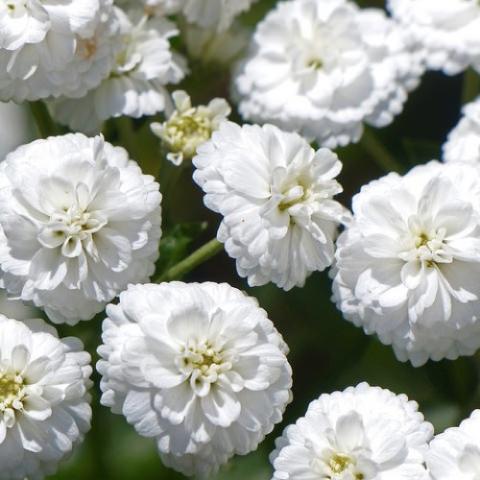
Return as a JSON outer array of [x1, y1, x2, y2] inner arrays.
[[329, 453, 354, 474], [400, 216, 453, 268], [39, 203, 107, 258], [278, 178, 310, 212], [78, 36, 98, 60], [0, 369, 25, 414], [307, 57, 323, 70], [3, 0, 27, 14], [312, 452, 366, 480], [164, 112, 212, 158], [178, 339, 231, 396]]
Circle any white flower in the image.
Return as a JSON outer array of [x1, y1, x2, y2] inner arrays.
[[0, 133, 162, 325], [49, 10, 186, 135], [193, 121, 350, 290], [0, 316, 92, 480], [443, 96, 480, 164], [271, 383, 433, 480], [388, 0, 480, 75], [332, 161, 480, 366], [97, 282, 292, 478], [0, 0, 121, 102], [234, 0, 424, 148], [151, 90, 231, 166], [427, 410, 480, 480]]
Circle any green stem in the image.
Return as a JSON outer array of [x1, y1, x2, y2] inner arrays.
[[155, 238, 223, 283], [462, 68, 480, 104], [360, 128, 404, 173], [29, 101, 57, 138]]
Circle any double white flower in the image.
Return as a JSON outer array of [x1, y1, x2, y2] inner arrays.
[[0, 316, 92, 480], [193, 121, 350, 290], [388, 0, 480, 75], [235, 0, 424, 148], [50, 9, 186, 134], [97, 282, 292, 477], [332, 161, 480, 366], [0, 133, 162, 325], [271, 383, 433, 480], [0, 0, 120, 102]]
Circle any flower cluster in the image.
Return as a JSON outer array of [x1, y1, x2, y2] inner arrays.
[[97, 282, 292, 477], [2, 0, 480, 478], [234, 0, 425, 148]]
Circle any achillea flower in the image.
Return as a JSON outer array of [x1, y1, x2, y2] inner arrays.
[[332, 161, 480, 366], [271, 383, 433, 480], [193, 121, 350, 290], [151, 90, 231, 166], [0, 316, 92, 480], [234, 0, 424, 148], [0, 134, 162, 325], [0, 0, 120, 102], [49, 9, 186, 134], [97, 282, 292, 477]]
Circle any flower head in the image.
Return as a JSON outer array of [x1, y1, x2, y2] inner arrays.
[[332, 161, 480, 366], [388, 0, 480, 75], [0, 0, 121, 102], [0, 316, 92, 479], [193, 121, 350, 290], [427, 410, 480, 480], [49, 9, 186, 134], [271, 383, 433, 480], [151, 90, 231, 166], [0, 133, 162, 325], [97, 282, 292, 477], [443, 96, 480, 164], [234, 0, 424, 148]]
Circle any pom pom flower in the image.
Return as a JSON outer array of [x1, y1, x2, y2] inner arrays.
[[193, 121, 350, 290], [271, 382, 433, 480], [235, 0, 424, 148], [0, 316, 92, 479], [332, 161, 480, 366], [0, 134, 162, 325], [97, 282, 292, 477]]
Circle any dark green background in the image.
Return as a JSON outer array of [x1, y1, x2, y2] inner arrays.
[[48, 0, 479, 478]]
